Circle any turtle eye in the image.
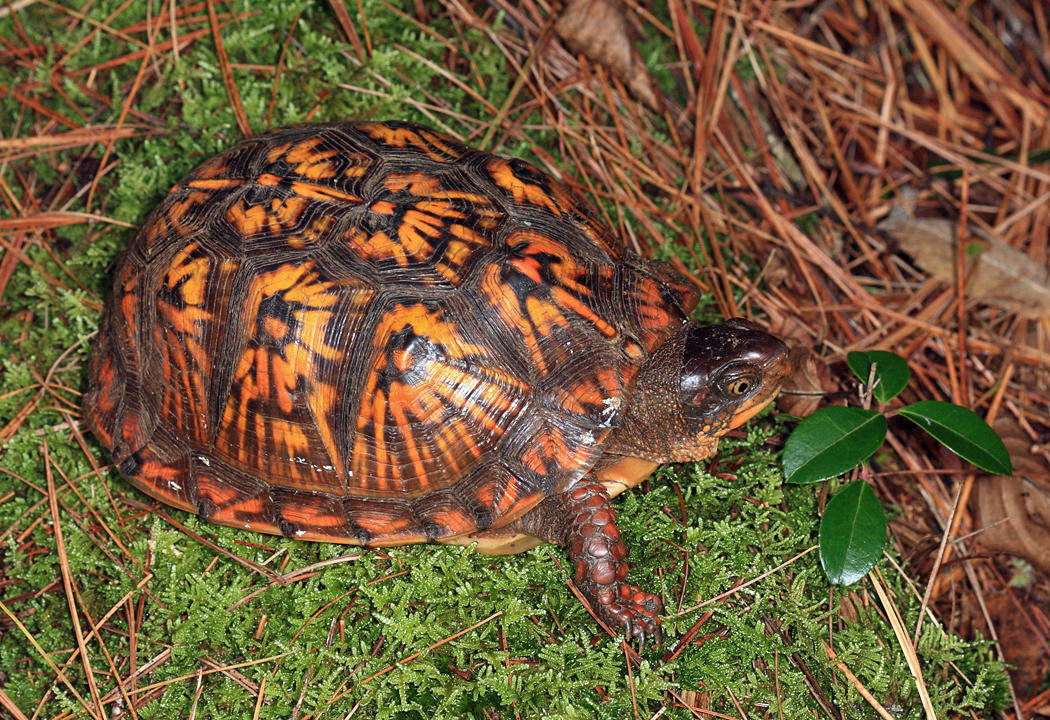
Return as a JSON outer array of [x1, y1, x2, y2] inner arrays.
[[725, 377, 753, 396]]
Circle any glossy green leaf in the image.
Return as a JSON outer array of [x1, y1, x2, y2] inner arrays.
[[846, 350, 911, 403], [819, 481, 886, 585], [783, 407, 887, 484], [899, 401, 1012, 475]]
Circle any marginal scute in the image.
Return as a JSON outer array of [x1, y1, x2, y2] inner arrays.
[[84, 121, 692, 546], [616, 259, 695, 352]]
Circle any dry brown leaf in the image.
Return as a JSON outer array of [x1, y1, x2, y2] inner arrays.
[[973, 592, 1047, 695], [555, 0, 660, 110], [768, 314, 832, 418], [878, 208, 1050, 319], [973, 419, 1050, 575]]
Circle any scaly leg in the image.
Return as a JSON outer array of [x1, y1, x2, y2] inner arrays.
[[508, 478, 662, 645]]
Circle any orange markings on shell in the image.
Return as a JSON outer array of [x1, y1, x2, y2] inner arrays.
[[213, 261, 348, 482], [383, 173, 492, 207], [226, 194, 309, 238], [487, 158, 570, 215], [356, 123, 463, 162], [525, 295, 571, 337], [350, 302, 520, 496], [189, 158, 230, 181], [271, 137, 334, 175], [279, 494, 345, 528], [142, 459, 181, 483], [551, 287, 616, 338], [430, 507, 474, 537], [196, 474, 244, 507], [160, 191, 220, 242], [479, 263, 549, 375], [474, 474, 527, 520], [519, 420, 597, 482], [289, 180, 362, 204], [631, 277, 675, 350], [187, 178, 245, 191], [93, 357, 118, 416], [397, 210, 440, 257], [557, 367, 627, 417], [263, 316, 290, 340], [507, 231, 591, 295], [505, 231, 617, 338], [346, 501, 425, 542]]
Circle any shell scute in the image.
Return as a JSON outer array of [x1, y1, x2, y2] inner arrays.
[[344, 168, 504, 288], [350, 297, 531, 499], [352, 122, 467, 162], [212, 259, 374, 491]]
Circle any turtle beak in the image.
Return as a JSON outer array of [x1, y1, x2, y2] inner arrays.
[[721, 319, 792, 430]]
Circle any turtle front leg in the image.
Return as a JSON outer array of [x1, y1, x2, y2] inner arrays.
[[512, 478, 662, 645]]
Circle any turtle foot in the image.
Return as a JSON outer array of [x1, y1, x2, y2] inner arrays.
[[592, 584, 663, 649]]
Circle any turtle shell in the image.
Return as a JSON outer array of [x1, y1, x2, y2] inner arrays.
[[84, 121, 698, 546]]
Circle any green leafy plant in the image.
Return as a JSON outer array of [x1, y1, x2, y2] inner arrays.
[[781, 350, 1011, 585]]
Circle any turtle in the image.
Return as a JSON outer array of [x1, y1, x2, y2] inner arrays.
[[84, 121, 791, 644]]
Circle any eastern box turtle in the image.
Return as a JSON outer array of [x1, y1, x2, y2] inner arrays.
[[85, 121, 791, 642]]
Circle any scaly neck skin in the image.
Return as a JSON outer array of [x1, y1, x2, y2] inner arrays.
[[604, 326, 728, 464], [593, 328, 701, 498], [599, 319, 791, 483]]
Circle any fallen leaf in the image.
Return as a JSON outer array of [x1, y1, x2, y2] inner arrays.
[[768, 314, 832, 418], [878, 207, 1050, 319], [968, 591, 1047, 695], [555, 0, 660, 110], [973, 419, 1050, 575]]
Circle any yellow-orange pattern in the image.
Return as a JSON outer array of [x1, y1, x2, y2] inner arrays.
[[355, 123, 465, 162], [267, 137, 338, 178], [486, 157, 574, 215], [84, 121, 700, 548], [346, 171, 500, 283], [217, 262, 348, 486], [352, 303, 528, 497], [155, 243, 215, 444]]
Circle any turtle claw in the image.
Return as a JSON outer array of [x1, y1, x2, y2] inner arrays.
[[635, 626, 648, 654], [594, 585, 663, 649]]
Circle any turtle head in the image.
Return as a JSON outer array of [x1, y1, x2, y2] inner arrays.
[[678, 319, 791, 437], [608, 319, 791, 464]]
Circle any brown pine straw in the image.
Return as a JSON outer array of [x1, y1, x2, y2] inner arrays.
[[83, 2, 161, 214], [251, 675, 267, 720], [205, 0, 251, 137], [822, 638, 898, 720], [44, 440, 105, 720], [0, 598, 96, 716], [108, 652, 290, 700], [869, 568, 937, 720], [28, 575, 153, 718], [0, 688, 29, 720]]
